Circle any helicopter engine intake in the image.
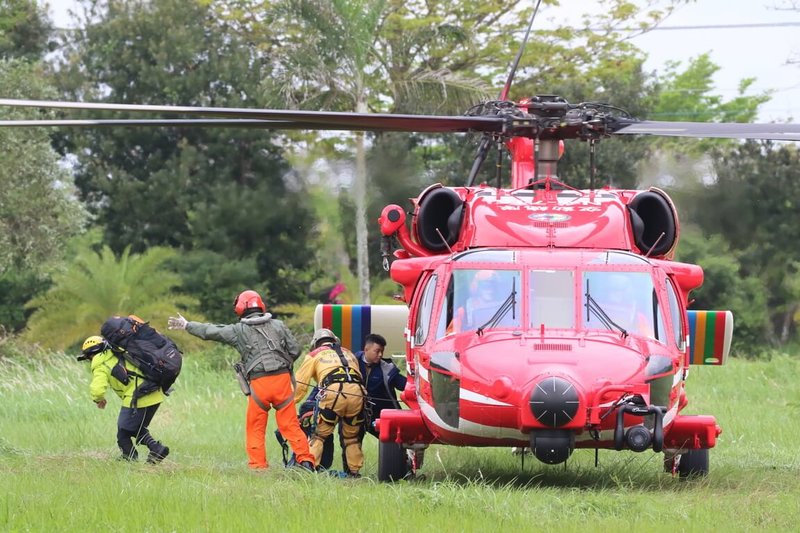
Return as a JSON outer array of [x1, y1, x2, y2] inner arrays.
[[627, 188, 678, 258], [415, 186, 464, 252]]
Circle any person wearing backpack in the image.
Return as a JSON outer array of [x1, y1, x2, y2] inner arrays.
[[78, 335, 170, 463], [167, 290, 315, 472]]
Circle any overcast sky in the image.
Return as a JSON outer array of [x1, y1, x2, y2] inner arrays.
[[45, 0, 800, 122], [631, 0, 800, 122]]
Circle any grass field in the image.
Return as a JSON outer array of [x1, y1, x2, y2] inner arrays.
[[2, 351, 799, 532]]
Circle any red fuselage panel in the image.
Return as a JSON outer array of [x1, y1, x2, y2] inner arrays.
[[463, 189, 632, 251]]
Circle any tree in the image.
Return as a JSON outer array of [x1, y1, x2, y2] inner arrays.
[[23, 244, 198, 351], [261, 0, 508, 302], [0, 59, 87, 278], [56, 0, 317, 303], [167, 250, 262, 324], [264, 0, 389, 304], [0, 0, 53, 61], [686, 141, 800, 347], [674, 227, 769, 356]]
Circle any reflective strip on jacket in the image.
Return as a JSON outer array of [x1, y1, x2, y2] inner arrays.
[[89, 350, 165, 408]]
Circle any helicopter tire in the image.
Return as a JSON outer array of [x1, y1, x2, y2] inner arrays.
[[378, 440, 409, 482], [677, 448, 709, 478]]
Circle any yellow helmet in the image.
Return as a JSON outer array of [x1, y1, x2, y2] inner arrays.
[[78, 335, 108, 361]]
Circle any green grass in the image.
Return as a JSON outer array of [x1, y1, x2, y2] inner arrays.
[[2, 353, 799, 532]]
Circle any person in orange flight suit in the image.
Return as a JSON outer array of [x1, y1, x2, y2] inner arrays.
[[169, 290, 314, 471], [294, 328, 366, 477]]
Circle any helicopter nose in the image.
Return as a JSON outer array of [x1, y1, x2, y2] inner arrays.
[[528, 376, 580, 427]]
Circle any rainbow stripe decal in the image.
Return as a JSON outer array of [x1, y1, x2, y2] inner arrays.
[[687, 310, 733, 365], [317, 304, 372, 352]]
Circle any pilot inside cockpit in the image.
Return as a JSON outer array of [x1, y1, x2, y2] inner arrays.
[[585, 272, 655, 338], [462, 270, 520, 330]]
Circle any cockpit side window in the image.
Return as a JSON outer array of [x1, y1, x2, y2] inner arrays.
[[436, 275, 456, 339], [413, 273, 438, 346], [666, 277, 685, 350]]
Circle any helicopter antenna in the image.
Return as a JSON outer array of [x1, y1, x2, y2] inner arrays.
[[499, 0, 542, 102], [435, 228, 454, 255], [644, 232, 666, 258], [466, 0, 542, 187], [495, 139, 504, 188]]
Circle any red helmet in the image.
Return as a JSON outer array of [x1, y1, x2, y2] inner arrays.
[[233, 290, 266, 317]]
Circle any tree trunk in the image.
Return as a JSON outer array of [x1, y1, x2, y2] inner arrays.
[[354, 100, 370, 304], [779, 303, 799, 345]]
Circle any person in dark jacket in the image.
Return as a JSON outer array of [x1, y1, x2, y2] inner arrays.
[[168, 290, 314, 471], [355, 333, 406, 438]]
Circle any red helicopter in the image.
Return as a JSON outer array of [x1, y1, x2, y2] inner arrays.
[[3, 10, 800, 485]]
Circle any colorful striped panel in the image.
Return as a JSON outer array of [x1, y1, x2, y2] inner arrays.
[[314, 304, 409, 355], [687, 310, 734, 365], [318, 304, 370, 352]]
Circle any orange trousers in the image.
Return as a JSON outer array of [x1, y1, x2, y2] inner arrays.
[[246, 373, 314, 469]]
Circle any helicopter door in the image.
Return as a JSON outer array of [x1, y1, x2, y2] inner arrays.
[[411, 272, 462, 428]]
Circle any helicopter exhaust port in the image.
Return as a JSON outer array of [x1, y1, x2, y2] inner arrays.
[[613, 403, 667, 453]]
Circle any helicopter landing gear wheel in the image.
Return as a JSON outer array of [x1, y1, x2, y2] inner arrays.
[[378, 440, 409, 482], [677, 448, 709, 478]]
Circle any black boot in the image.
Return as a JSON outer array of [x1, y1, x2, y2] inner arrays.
[[297, 460, 315, 472], [146, 441, 170, 464], [118, 448, 139, 461]]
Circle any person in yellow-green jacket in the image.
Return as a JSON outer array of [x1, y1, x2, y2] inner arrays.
[[78, 335, 170, 463]]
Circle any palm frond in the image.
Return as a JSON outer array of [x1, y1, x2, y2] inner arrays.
[[393, 69, 493, 114], [23, 245, 200, 350]]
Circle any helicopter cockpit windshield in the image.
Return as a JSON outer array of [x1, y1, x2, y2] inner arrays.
[[431, 249, 666, 340], [582, 271, 664, 340], [437, 268, 522, 336]]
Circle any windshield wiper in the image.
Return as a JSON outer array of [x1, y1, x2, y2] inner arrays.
[[476, 278, 517, 336], [584, 281, 628, 338]]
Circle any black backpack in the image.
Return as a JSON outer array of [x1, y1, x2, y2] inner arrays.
[[101, 315, 183, 400]]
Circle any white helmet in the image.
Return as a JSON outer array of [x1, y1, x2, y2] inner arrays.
[[311, 328, 339, 348]]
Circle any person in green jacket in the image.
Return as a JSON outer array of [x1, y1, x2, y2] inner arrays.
[[78, 335, 170, 463]]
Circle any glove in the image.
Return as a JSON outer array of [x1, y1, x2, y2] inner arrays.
[[168, 313, 188, 330]]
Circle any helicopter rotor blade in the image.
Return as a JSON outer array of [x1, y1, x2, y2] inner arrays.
[[0, 98, 505, 134], [0, 119, 309, 128], [3, 98, 800, 141], [611, 119, 800, 141]]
